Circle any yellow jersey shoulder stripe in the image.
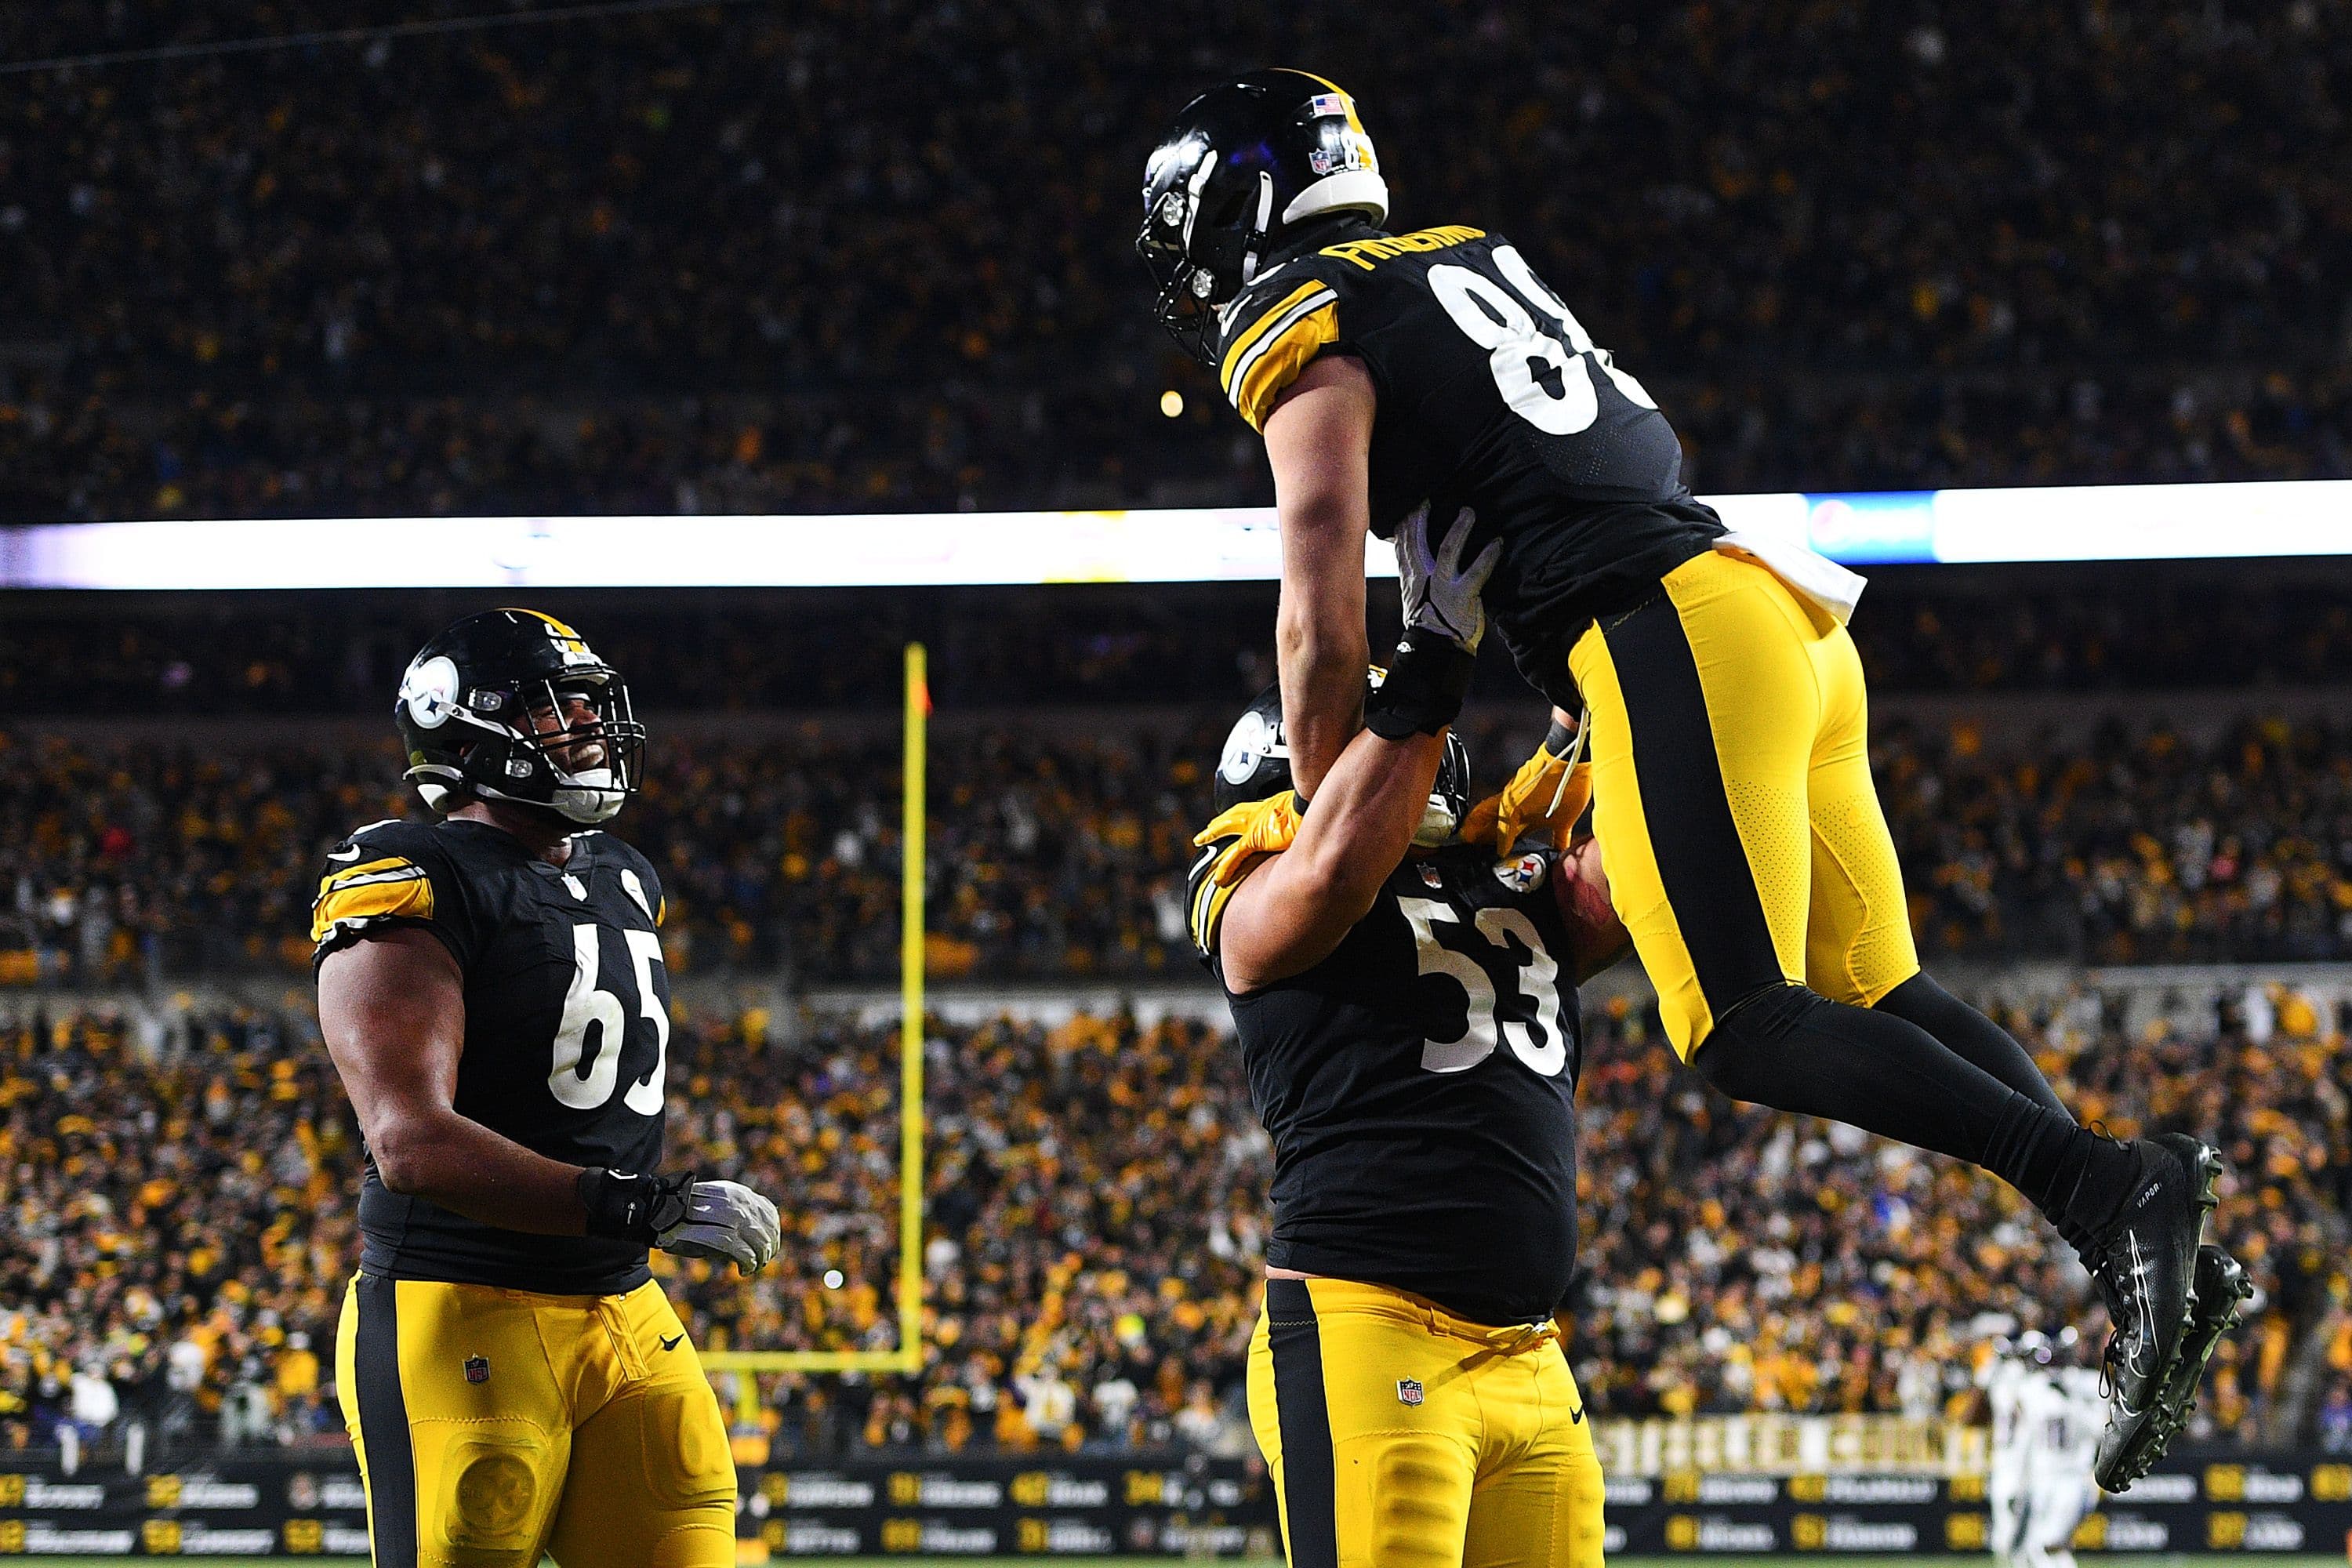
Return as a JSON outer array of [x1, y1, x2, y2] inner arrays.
[[1218, 281, 1335, 396], [1228, 292, 1339, 431], [310, 858, 435, 945]]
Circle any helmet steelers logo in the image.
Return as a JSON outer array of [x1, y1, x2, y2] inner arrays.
[[400, 654, 461, 729], [1219, 710, 1281, 786]]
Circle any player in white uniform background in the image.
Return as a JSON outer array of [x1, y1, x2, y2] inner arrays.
[[1984, 1330, 2105, 1568]]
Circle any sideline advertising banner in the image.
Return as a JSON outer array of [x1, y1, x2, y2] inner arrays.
[[3, 1452, 2349, 1556]]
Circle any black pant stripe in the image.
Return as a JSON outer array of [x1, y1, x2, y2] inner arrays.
[[1265, 1279, 1338, 1568], [1602, 593, 1788, 1019], [353, 1274, 419, 1567]]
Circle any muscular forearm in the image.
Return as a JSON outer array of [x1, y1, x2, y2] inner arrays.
[[368, 1107, 589, 1236], [1276, 590, 1367, 798]]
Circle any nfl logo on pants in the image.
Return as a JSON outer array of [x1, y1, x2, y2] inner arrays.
[[1396, 1377, 1425, 1407]]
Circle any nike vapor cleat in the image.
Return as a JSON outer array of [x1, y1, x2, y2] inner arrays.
[[2100, 1242, 2254, 1491], [2089, 1132, 2223, 1492]]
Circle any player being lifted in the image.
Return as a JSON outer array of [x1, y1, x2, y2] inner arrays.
[[1185, 506, 1630, 1568], [312, 610, 782, 1568], [1138, 70, 2245, 1487]]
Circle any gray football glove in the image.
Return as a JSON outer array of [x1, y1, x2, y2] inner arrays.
[[1396, 502, 1502, 654], [655, 1179, 782, 1276]]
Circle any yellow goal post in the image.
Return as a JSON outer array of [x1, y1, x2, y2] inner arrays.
[[702, 644, 927, 1412]]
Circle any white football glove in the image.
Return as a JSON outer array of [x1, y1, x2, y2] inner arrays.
[[655, 1179, 782, 1276], [1396, 502, 1502, 654]]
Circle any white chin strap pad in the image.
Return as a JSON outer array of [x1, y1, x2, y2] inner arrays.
[[1284, 169, 1389, 227]]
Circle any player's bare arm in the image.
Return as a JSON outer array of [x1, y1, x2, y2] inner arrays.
[[1217, 725, 1446, 991], [319, 926, 592, 1235], [1264, 353, 1377, 798]]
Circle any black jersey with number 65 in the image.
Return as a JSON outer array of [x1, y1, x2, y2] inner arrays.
[[1215, 217, 1724, 700], [1189, 837, 1583, 1327], [311, 817, 672, 1294]]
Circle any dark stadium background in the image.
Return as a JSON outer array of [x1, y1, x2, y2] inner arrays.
[[1, 2, 2349, 1563]]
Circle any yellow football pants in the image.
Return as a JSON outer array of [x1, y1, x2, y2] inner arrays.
[[335, 1272, 735, 1568], [1568, 548, 1919, 1057], [1247, 1278, 1605, 1568]]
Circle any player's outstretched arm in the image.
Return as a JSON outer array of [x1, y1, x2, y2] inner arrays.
[[318, 925, 594, 1235], [1217, 726, 1448, 993], [1265, 354, 1377, 799]]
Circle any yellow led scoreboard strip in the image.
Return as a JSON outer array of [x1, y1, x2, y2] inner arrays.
[[703, 644, 928, 1400]]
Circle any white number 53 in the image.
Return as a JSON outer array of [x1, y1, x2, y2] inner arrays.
[[1399, 898, 1567, 1076]]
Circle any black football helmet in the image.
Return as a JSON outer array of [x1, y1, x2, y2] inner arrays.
[[394, 608, 645, 826], [1215, 670, 1469, 848], [1138, 69, 1388, 364]]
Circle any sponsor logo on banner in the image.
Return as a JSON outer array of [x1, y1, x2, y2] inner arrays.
[[2203, 1465, 2305, 1503], [1017, 1515, 1116, 1552], [1605, 1476, 1655, 1506], [1009, 1472, 1111, 1508], [1793, 1513, 1918, 1551], [1602, 1524, 1628, 1555], [325, 1523, 376, 1554], [18, 1479, 108, 1509], [2312, 1464, 2352, 1501], [1694, 1475, 1777, 1504], [2125, 1472, 2198, 1502], [2097, 1512, 2169, 1550], [1665, 1514, 1778, 1552], [21, 1522, 140, 1553], [887, 1472, 1000, 1508], [1820, 1474, 1937, 1504], [764, 1519, 862, 1554], [148, 1475, 262, 1510], [179, 1523, 281, 1554], [1156, 1521, 1254, 1555], [770, 1472, 877, 1508]]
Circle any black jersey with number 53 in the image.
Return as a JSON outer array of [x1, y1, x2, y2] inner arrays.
[[1189, 838, 1583, 1326], [1215, 217, 1724, 700], [311, 817, 671, 1294]]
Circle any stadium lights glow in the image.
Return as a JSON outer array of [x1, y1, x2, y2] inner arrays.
[[1160, 389, 1185, 417], [0, 477, 2346, 590]]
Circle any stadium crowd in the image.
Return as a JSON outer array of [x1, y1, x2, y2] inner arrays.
[[2, 578, 2348, 717], [5, 988, 2346, 1457], [4, 708, 2350, 985], [3, 0, 2349, 517]]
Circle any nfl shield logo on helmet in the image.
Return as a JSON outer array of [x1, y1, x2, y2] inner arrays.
[[1396, 1377, 1425, 1406]]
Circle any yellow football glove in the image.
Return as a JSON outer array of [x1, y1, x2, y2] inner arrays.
[[1461, 713, 1592, 853], [1191, 792, 1305, 887]]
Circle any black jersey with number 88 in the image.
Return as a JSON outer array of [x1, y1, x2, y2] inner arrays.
[[1216, 217, 1724, 701]]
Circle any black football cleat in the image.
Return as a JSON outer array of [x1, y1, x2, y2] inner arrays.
[[2100, 1243, 2255, 1491], [2087, 1131, 2223, 1493]]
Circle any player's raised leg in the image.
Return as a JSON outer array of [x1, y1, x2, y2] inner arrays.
[[1567, 549, 2222, 1488]]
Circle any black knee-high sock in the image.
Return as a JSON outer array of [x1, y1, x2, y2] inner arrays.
[[1875, 971, 2070, 1118], [1692, 985, 2131, 1248]]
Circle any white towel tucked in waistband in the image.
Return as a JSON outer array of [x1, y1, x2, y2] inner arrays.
[[1711, 528, 1868, 626]]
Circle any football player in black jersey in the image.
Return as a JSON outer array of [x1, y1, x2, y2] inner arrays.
[[1141, 70, 2234, 1488], [313, 609, 781, 1568], [1186, 506, 1626, 1568]]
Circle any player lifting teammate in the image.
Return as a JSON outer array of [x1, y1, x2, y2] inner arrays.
[[313, 610, 782, 1567], [1186, 507, 1630, 1568], [1138, 70, 2247, 1487]]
